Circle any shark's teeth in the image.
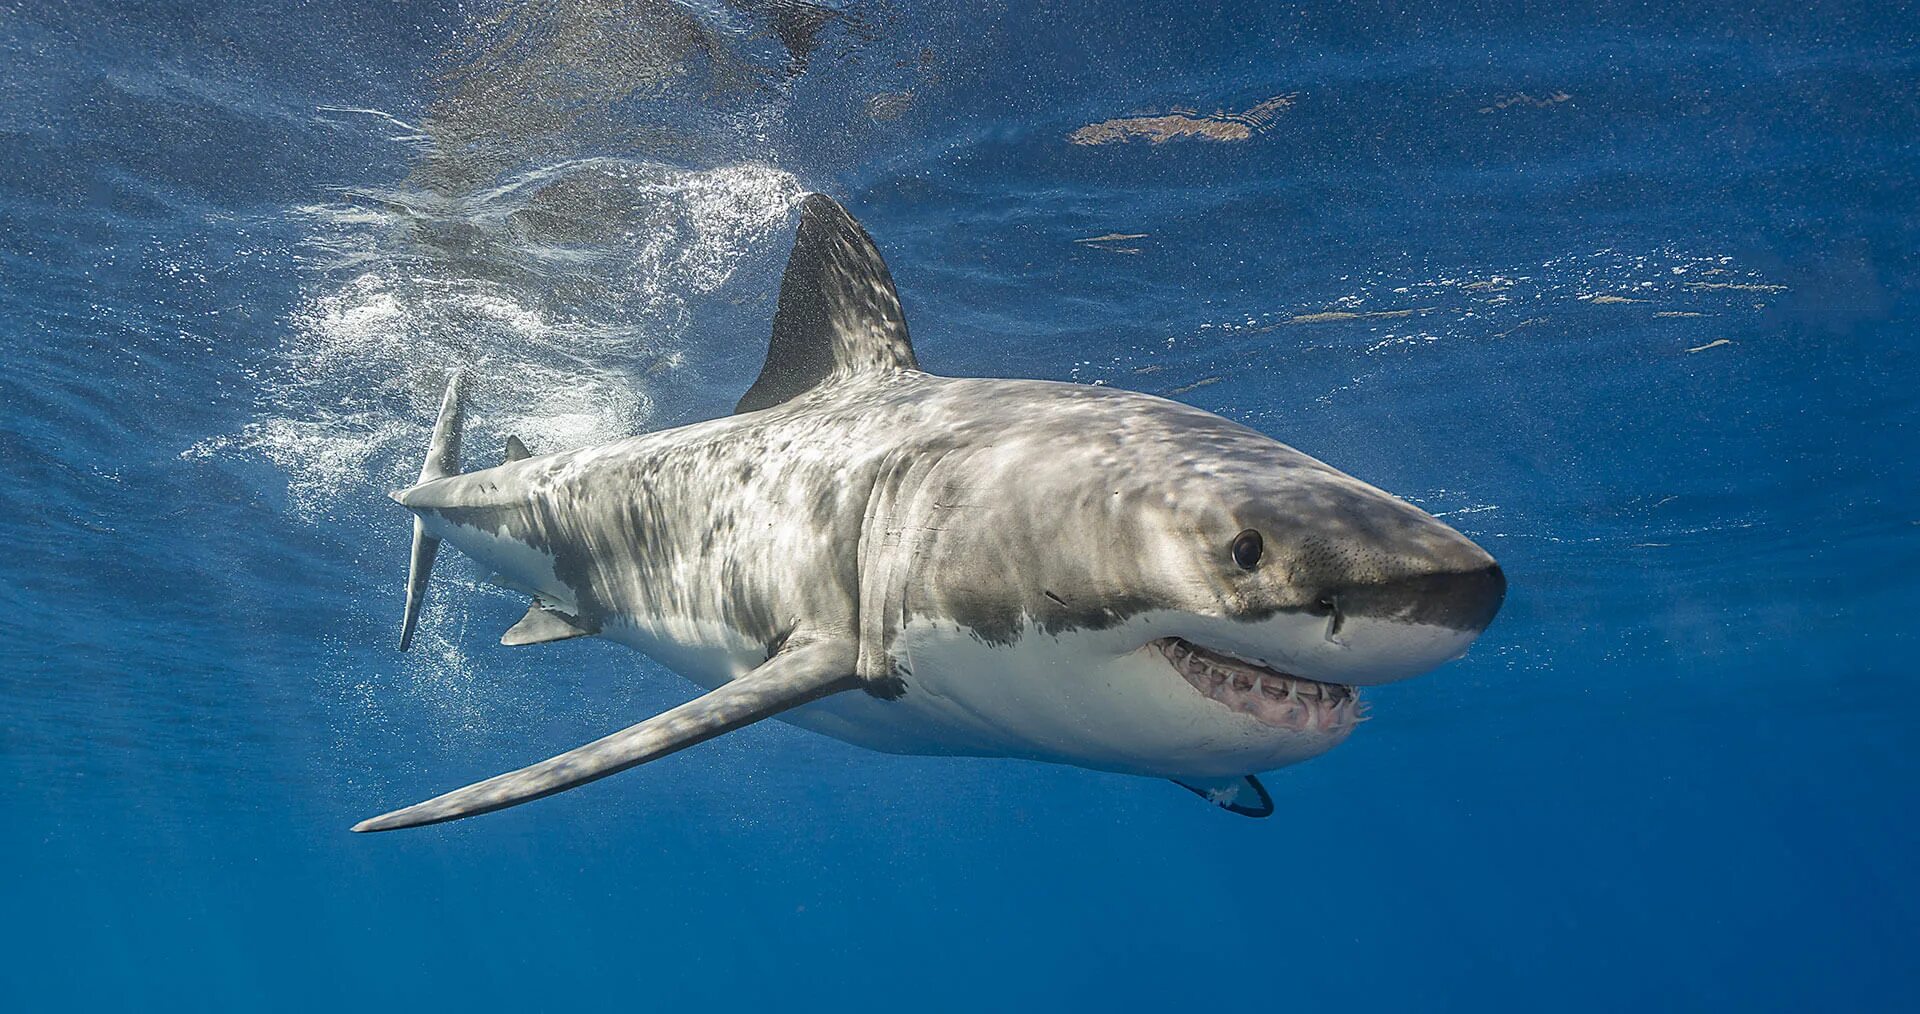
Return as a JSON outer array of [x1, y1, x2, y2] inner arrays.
[[1152, 637, 1363, 733]]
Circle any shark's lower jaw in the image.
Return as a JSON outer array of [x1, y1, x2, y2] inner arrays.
[[1153, 637, 1367, 734]]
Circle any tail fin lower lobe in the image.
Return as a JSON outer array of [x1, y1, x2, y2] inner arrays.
[[398, 372, 465, 651]]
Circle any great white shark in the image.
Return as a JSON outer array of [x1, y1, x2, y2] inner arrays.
[[354, 194, 1505, 831]]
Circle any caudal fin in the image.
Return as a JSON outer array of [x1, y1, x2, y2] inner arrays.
[[397, 372, 466, 651]]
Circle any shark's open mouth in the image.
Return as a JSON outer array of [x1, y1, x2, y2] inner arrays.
[[1153, 637, 1366, 733]]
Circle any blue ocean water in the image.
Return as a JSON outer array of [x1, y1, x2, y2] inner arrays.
[[3, 0, 1916, 1008]]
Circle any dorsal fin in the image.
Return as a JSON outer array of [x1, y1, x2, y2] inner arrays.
[[735, 194, 918, 414], [503, 435, 530, 462]]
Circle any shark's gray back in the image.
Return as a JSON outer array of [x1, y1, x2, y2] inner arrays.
[[428, 360, 1466, 661]]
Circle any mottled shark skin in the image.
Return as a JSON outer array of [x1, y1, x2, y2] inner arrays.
[[354, 194, 1505, 832]]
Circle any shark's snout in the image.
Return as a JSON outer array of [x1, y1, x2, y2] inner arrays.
[[1301, 535, 1504, 687], [1217, 494, 1507, 689], [1329, 560, 1506, 635]]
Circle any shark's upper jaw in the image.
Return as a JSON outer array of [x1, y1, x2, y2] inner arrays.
[[1152, 636, 1366, 735]]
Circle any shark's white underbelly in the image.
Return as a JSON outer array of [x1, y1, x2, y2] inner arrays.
[[429, 506, 1360, 779], [601, 610, 1349, 779], [596, 613, 982, 757]]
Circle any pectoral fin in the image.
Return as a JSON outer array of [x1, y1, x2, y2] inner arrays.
[[1172, 775, 1274, 818], [352, 638, 859, 832], [501, 604, 595, 646]]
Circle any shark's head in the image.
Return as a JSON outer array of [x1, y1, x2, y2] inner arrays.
[[898, 383, 1505, 778], [1131, 429, 1505, 688]]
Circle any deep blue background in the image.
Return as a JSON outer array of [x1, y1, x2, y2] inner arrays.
[[3, 2, 1916, 1009]]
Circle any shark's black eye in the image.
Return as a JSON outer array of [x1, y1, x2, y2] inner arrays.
[[1231, 529, 1264, 570]]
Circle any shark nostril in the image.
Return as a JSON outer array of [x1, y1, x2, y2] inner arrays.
[[1309, 592, 1347, 644], [1321, 594, 1345, 638]]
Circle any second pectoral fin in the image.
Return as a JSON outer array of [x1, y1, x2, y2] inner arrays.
[[1172, 775, 1275, 818]]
